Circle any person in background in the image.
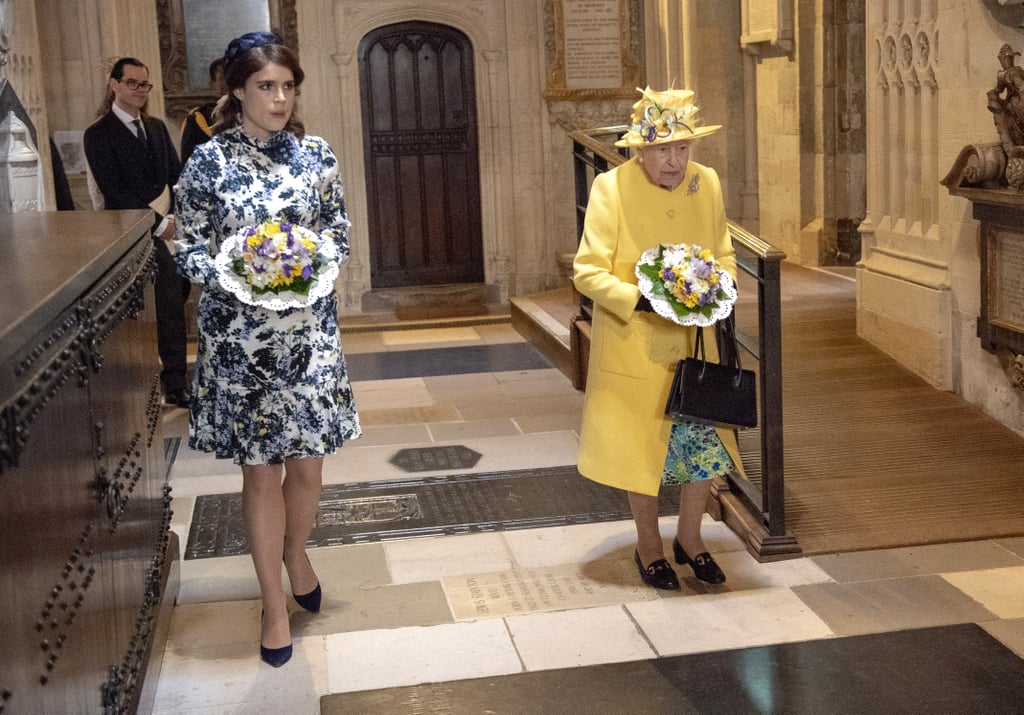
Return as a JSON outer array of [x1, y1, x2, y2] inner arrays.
[[180, 57, 226, 165], [84, 57, 191, 408], [573, 87, 741, 591], [173, 31, 361, 668]]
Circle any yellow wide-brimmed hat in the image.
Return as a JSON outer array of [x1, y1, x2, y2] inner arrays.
[[614, 86, 721, 148]]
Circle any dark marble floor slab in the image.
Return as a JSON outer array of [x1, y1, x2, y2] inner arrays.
[[346, 342, 553, 380], [320, 624, 1024, 714], [184, 466, 681, 559]]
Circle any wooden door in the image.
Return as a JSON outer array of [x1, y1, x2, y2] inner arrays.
[[359, 22, 483, 288]]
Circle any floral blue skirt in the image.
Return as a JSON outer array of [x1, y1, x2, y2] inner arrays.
[[189, 289, 361, 465], [661, 419, 735, 485]]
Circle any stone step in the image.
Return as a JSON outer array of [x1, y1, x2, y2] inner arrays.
[[361, 283, 499, 311]]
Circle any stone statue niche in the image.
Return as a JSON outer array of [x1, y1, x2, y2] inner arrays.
[[944, 43, 1024, 192], [941, 43, 1024, 395]]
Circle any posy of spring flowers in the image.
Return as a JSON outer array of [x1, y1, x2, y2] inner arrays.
[[635, 243, 737, 326], [231, 220, 322, 296]]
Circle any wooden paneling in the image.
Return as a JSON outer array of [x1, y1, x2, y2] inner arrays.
[[0, 211, 175, 714]]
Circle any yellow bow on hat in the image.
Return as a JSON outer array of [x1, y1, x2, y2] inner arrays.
[[615, 86, 721, 148]]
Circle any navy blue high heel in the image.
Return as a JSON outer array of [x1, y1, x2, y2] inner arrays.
[[260, 642, 293, 668], [288, 553, 322, 613], [293, 582, 321, 614], [260, 611, 292, 667]]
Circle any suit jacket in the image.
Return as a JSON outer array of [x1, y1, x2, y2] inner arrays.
[[84, 111, 181, 223]]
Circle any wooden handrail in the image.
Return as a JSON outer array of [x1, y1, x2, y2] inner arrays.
[[568, 125, 801, 560]]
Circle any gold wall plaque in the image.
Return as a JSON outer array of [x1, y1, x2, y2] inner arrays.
[[544, 0, 641, 101]]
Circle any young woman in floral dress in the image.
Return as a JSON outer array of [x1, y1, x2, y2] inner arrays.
[[173, 32, 360, 667]]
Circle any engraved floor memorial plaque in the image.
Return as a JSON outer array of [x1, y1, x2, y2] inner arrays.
[[185, 466, 682, 559], [444, 562, 656, 620]]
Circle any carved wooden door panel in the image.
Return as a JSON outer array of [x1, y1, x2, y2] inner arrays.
[[358, 22, 483, 288]]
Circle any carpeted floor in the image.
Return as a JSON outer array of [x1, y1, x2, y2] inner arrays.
[[733, 264, 1024, 555]]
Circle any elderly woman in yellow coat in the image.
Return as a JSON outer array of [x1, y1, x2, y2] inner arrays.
[[573, 87, 742, 590]]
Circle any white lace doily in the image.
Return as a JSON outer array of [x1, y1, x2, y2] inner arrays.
[[214, 232, 340, 311], [635, 244, 737, 327]]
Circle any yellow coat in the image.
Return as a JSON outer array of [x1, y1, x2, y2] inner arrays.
[[572, 157, 743, 496]]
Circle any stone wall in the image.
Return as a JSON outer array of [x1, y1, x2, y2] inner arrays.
[[940, 3, 1024, 431], [859, 0, 1024, 432]]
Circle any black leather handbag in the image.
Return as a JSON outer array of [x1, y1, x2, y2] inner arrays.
[[664, 316, 757, 429]]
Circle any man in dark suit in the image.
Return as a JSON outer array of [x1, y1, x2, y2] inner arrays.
[[85, 57, 191, 407]]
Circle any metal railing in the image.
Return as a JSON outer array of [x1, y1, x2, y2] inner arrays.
[[569, 126, 799, 559]]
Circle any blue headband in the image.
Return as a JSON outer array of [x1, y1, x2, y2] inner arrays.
[[223, 31, 283, 71]]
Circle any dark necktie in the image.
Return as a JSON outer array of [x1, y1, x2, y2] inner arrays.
[[132, 118, 147, 145]]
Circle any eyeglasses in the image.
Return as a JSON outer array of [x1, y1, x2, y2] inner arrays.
[[117, 78, 154, 92]]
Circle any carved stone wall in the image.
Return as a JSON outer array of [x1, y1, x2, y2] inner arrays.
[[36, 1, 168, 132], [859, 1, 1024, 433], [297, 0, 610, 311], [858, 4, 950, 387]]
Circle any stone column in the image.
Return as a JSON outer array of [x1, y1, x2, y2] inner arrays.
[[858, 4, 950, 388]]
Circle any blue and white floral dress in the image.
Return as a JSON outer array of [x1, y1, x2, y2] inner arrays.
[[173, 126, 361, 465]]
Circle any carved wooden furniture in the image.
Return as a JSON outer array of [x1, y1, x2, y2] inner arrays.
[[0, 210, 177, 714]]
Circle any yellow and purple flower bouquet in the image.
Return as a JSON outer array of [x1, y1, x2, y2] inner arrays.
[[216, 220, 339, 310], [635, 243, 737, 326]]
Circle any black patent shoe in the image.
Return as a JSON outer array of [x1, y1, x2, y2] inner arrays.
[[673, 539, 726, 584], [634, 551, 680, 590]]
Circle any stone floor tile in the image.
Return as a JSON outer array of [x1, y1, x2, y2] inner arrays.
[[505, 605, 656, 670], [154, 628, 327, 713], [165, 600, 262, 649], [324, 620, 521, 693], [980, 617, 1024, 658], [350, 376, 433, 409], [496, 372, 581, 398], [501, 393, 586, 418], [330, 432, 579, 484], [809, 540, 1024, 582], [514, 412, 583, 434], [336, 330, 387, 354], [792, 574, 999, 636], [381, 326, 483, 347], [627, 587, 834, 656], [444, 560, 657, 619], [941, 565, 1024, 618], [385, 532, 516, 584], [693, 551, 833, 593], [311, 580, 453, 634], [503, 521, 639, 568], [177, 554, 262, 604], [351, 422, 432, 447], [355, 403, 462, 427], [995, 536, 1024, 559], [427, 416, 522, 441], [473, 323, 524, 344]]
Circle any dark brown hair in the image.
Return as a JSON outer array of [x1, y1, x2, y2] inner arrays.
[[213, 43, 305, 138], [95, 56, 149, 118]]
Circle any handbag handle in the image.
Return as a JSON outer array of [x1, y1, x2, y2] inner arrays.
[[692, 319, 744, 384]]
